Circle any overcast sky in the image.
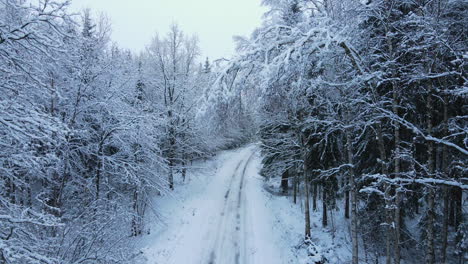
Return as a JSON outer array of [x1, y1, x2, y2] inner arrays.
[[70, 0, 266, 60]]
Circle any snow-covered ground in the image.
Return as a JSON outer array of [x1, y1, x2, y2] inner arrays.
[[137, 145, 351, 264]]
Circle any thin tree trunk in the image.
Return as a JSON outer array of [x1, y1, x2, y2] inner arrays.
[[393, 82, 401, 264], [346, 129, 358, 264], [449, 192, 455, 226], [182, 159, 186, 182], [441, 94, 449, 264], [168, 108, 175, 190], [453, 187, 462, 229], [377, 122, 393, 264], [394, 192, 401, 263], [95, 142, 103, 201], [293, 172, 297, 204], [383, 12, 400, 263], [323, 186, 328, 227], [96, 168, 101, 201], [313, 183, 317, 211], [441, 187, 449, 263], [345, 187, 350, 219], [304, 159, 311, 239], [384, 182, 393, 264], [169, 162, 174, 190], [281, 169, 289, 194], [426, 188, 435, 264], [132, 189, 139, 236], [9, 180, 16, 204], [25, 175, 32, 207], [425, 83, 435, 264]]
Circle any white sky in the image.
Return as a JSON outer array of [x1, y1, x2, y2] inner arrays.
[[70, 0, 266, 60]]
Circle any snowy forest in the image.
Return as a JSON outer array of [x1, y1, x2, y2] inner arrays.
[[0, 0, 466, 264]]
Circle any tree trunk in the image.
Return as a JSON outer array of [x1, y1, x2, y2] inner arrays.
[[376, 122, 393, 264], [169, 162, 174, 190], [132, 189, 138, 237], [346, 129, 359, 264], [425, 84, 435, 264], [345, 188, 350, 219], [322, 186, 328, 227], [441, 94, 449, 264], [96, 165, 101, 201], [182, 159, 186, 182], [426, 190, 435, 264], [96, 141, 103, 201], [393, 82, 401, 264], [9, 179, 16, 204], [394, 192, 401, 264], [293, 172, 297, 204], [304, 160, 311, 239], [25, 175, 32, 207], [313, 183, 317, 211], [453, 187, 462, 229], [168, 109, 175, 190], [281, 169, 289, 194], [441, 187, 449, 263]]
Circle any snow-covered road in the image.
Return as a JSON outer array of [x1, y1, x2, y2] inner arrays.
[[140, 145, 300, 264]]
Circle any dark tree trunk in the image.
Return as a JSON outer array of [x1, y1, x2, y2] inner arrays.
[[322, 187, 327, 227], [25, 175, 32, 207], [293, 172, 297, 204], [169, 161, 174, 190], [425, 85, 435, 264], [452, 187, 462, 229], [182, 159, 186, 182], [9, 179, 16, 204], [441, 95, 449, 264], [376, 121, 393, 264], [304, 161, 311, 239], [281, 169, 289, 194], [95, 142, 103, 201], [132, 190, 139, 237], [313, 183, 317, 211], [441, 187, 449, 263], [345, 188, 350, 219], [346, 128, 358, 264], [168, 109, 175, 190]]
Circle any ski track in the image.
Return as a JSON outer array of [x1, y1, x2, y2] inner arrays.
[[141, 145, 296, 264]]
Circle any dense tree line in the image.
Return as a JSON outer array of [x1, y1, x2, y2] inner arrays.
[[219, 0, 467, 263], [0, 1, 213, 263]]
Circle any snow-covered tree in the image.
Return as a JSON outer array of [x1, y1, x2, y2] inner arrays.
[[211, 0, 467, 263]]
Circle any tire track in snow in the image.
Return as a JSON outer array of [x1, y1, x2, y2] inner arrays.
[[206, 160, 243, 264], [142, 146, 292, 264], [207, 150, 255, 264], [236, 151, 255, 264]]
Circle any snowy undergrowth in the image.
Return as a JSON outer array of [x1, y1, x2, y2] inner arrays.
[[264, 177, 352, 264], [133, 151, 226, 262]]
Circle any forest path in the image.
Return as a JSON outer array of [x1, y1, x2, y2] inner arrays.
[[141, 145, 296, 264]]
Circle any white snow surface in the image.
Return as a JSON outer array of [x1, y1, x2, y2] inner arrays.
[[137, 145, 350, 264]]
